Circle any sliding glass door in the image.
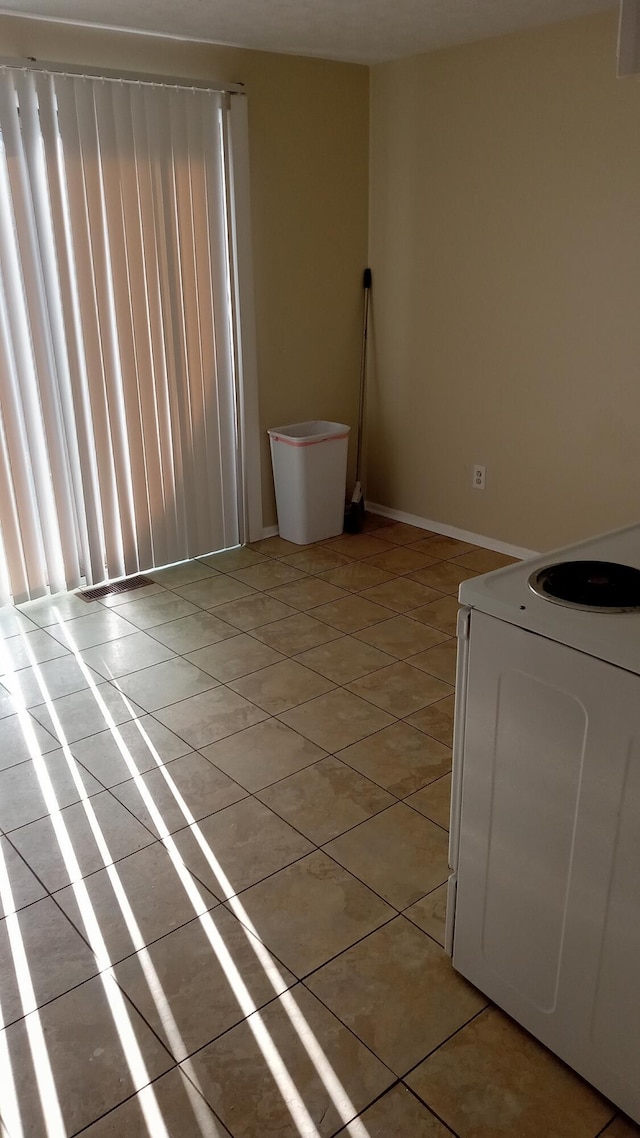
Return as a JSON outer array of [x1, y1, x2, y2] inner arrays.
[[0, 66, 247, 605]]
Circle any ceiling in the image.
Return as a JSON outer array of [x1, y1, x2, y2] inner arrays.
[[0, 0, 618, 65]]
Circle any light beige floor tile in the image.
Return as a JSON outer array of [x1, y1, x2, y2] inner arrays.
[[324, 803, 450, 909], [46, 609, 140, 649], [406, 774, 452, 830], [295, 637, 395, 684], [80, 632, 176, 679], [229, 561, 307, 590], [81, 1068, 231, 1137], [10, 595, 76, 632], [601, 1119, 640, 1137], [172, 797, 313, 899], [11, 791, 156, 891], [278, 689, 394, 752], [0, 750, 101, 832], [319, 562, 394, 592], [452, 549, 519, 573], [116, 658, 219, 712], [322, 534, 393, 559], [112, 752, 247, 837], [406, 1007, 613, 1138], [374, 522, 429, 545], [412, 596, 460, 636], [201, 546, 269, 571], [30, 683, 144, 744], [201, 719, 327, 792], [267, 577, 350, 610], [233, 850, 393, 977], [258, 757, 394, 844], [187, 984, 394, 1138], [312, 594, 395, 633], [42, 609, 133, 655], [405, 883, 449, 946], [56, 842, 219, 962], [6, 656, 106, 710], [0, 836, 46, 916], [251, 612, 343, 655], [410, 536, 479, 560], [0, 711, 68, 772], [146, 611, 238, 653], [1, 627, 71, 669], [409, 640, 457, 684], [2, 973, 173, 1138], [185, 635, 284, 682], [99, 581, 166, 608], [116, 907, 294, 1060], [337, 721, 451, 797], [365, 547, 439, 574], [0, 896, 97, 1026], [150, 559, 220, 587], [407, 696, 456, 748], [334, 1084, 455, 1137], [175, 577, 256, 610], [228, 659, 335, 714], [212, 594, 297, 631], [361, 578, 442, 613], [307, 917, 486, 1076], [153, 688, 268, 750], [279, 548, 350, 573], [69, 716, 191, 787], [355, 615, 450, 659], [106, 593, 201, 630], [348, 662, 452, 718], [0, 685, 16, 718], [249, 535, 315, 556], [411, 563, 479, 594], [361, 513, 398, 534]]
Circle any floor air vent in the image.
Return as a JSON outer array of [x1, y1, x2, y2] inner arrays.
[[79, 574, 154, 602]]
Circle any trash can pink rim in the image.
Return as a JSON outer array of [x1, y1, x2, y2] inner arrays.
[[267, 430, 350, 448]]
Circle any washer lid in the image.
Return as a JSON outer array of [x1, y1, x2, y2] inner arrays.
[[528, 560, 640, 612]]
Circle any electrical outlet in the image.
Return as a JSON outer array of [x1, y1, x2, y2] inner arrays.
[[472, 464, 486, 491]]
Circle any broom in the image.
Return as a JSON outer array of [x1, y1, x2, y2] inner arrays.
[[344, 267, 372, 534]]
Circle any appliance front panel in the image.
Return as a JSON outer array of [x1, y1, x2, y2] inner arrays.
[[452, 611, 640, 1122]]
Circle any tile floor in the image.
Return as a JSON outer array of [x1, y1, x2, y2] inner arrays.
[[0, 516, 636, 1138]]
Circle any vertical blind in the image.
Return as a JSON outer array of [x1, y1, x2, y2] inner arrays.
[[0, 67, 241, 606]]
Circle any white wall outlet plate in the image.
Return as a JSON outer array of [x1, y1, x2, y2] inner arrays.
[[472, 464, 486, 491]]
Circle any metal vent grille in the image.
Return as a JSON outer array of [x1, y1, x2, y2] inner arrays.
[[79, 574, 154, 602]]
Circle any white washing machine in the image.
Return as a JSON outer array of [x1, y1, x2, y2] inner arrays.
[[447, 522, 640, 1123]]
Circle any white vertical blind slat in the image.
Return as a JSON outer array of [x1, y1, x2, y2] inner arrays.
[[187, 92, 226, 551], [54, 75, 126, 581], [36, 71, 103, 583], [0, 74, 66, 595], [94, 80, 153, 572], [129, 85, 182, 567], [144, 86, 190, 564], [172, 88, 212, 554], [209, 102, 242, 549], [73, 77, 138, 578], [113, 82, 168, 570]]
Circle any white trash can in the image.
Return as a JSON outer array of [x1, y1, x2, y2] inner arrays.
[[268, 420, 351, 544]]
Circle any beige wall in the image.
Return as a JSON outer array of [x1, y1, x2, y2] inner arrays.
[[369, 11, 640, 551], [0, 16, 369, 528]]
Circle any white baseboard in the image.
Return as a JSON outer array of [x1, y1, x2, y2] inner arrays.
[[261, 524, 279, 539], [365, 501, 538, 561]]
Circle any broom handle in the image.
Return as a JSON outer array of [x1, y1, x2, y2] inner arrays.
[[355, 268, 372, 486]]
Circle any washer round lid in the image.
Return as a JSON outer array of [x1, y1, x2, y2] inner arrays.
[[528, 560, 640, 612]]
